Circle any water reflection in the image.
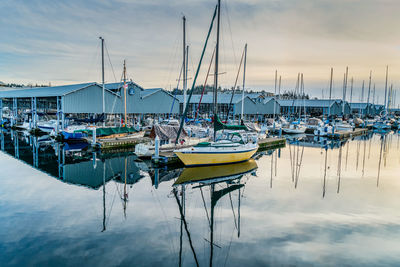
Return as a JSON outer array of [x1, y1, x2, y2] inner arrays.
[[172, 160, 257, 267], [1, 129, 400, 266]]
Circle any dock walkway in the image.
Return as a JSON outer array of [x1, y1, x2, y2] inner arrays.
[[327, 128, 368, 140]]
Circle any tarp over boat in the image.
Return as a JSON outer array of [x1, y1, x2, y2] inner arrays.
[[150, 124, 188, 142], [80, 127, 138, 137]]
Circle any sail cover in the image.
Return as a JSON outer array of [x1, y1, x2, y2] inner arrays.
[[214, 114, 248, 132]]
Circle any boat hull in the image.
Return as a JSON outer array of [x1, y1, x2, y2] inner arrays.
[[175, 146, 258, 167], [282, 128, 306, 134]]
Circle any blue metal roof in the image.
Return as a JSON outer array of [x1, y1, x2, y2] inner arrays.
[[0, 83, 97, 98], [105, 81, 143, 91], [141, 88, 162, 97]]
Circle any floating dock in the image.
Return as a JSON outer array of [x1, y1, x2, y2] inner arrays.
[[153, 137, 286, 166], [97, 137, 151, 152], [326, 128, 368, 140]]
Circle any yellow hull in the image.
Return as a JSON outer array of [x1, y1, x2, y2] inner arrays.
[[174, 147, 258, 166]]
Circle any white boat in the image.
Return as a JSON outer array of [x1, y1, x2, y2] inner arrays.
[[373, 120, 391, 130], [314, 125, 334, 136], [282, 123, 306, 134], [37, 120, 60, 134], [305, 118, 323, 131], [15, 121, 31, 130], [334, 120, 354, 132], [135, 137, 209, 157]]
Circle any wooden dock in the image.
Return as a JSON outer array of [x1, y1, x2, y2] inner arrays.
[[257, 137, 286, 151], [326, 128, 368, 140], [153, 137, 286, 166], [98, 137, 151, 152]]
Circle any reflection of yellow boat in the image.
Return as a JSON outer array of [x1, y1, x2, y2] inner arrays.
[[174, 159, 257, 186]]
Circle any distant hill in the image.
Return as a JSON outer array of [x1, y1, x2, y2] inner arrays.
[[0, 82, 48, 88]]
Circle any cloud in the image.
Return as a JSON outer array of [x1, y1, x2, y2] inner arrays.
[[0, 0, 400, 104]]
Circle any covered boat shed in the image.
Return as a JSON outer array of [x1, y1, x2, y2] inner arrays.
[[350, 103, 376, 117], [176, 93, 257, 118], [105, 82, 180, 115], [278, 99, 348, 116], [0, 83, 120, 130], [176, 92, 280, 119]]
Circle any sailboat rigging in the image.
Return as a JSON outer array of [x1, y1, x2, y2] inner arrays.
[[174, 0, 257, 167]]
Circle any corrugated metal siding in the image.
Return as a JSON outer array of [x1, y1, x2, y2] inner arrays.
[[257, 99, 280, 114], [124, 88, 178, 114], [64, 85, 104, 113], [234, 97, 258, 115]]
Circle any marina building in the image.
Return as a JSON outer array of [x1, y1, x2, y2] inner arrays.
[[176, 92, 280, 119], [0, 82, 180, 129], [277, 99, 351, 116], [349, 103, 376, 116]]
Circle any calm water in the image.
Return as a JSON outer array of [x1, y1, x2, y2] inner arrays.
[[0, 130, 400, 266]]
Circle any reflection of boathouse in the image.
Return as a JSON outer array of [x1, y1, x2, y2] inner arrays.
[[0, 130, 148, 189]]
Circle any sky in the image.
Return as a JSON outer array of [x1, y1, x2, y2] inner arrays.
[[1, 0, 400, 105]]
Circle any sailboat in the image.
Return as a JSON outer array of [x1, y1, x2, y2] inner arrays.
[[282, 74, 307, 134], [174, 0, 258, 167]]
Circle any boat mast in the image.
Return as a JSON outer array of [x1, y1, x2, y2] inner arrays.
[[350, 77, 354, 112], [100, 37, 105, 126], [123, 60, 127, 127], [367, 71, 372, 116], [342, 66, 348, 117], [360, 80, 365, 115], [273, 69, 277, 122], [241, 43, 247, 122], [384, 65, 388, 114], [372, 83, 376, 105], [328, 68, 333, 117], [183, 16, 187, 110], [214, 0, 221, 142]]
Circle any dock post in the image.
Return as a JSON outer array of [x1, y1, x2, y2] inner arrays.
[[93, 152, 97, 169], [154, 168, 159, 189], [154, 135, 160, 159], [1, 130, 4, 151], [92, 128, 97, 145], [12, 98, 17, 126], [0, 98, 3, 121], [279, 127, 282, 137], [61, 97, 65, 130], [56, 96, 60, 134], [31, 97, 37, 129]]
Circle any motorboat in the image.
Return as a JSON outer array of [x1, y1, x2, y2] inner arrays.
[[282, 122, 306, 134], [373, 120, 391, 130], [37, 120, 60, 134], [334, 119, 354, 132], [314, 124, 334, 136], [305, 118, 323, 131]]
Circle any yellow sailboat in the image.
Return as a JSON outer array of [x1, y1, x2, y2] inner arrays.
[[173, 1, 257, 166], [174, 139, 258, 166]]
